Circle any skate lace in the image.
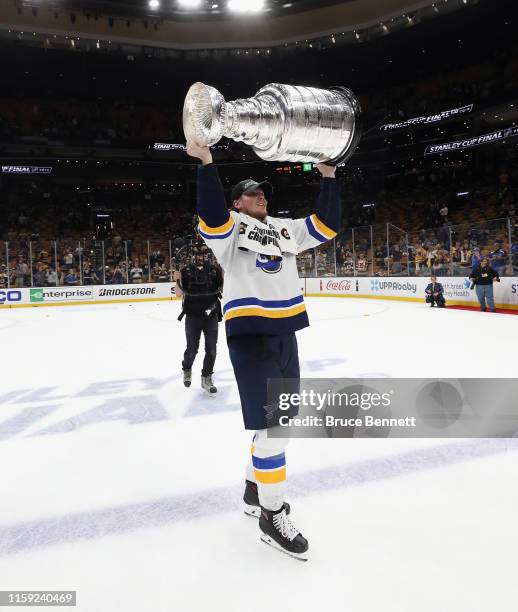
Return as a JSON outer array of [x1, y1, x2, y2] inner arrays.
[[272, 509, 299, 541]]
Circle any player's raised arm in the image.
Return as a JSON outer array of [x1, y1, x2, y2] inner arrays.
[[186, 140, 237, 267], [289, 163, 342, 253]]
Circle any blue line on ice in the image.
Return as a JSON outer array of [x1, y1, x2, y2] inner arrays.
[[0, 438, 517, 556]]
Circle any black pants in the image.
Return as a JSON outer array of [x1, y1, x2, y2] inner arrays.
[[426, 293, 446, 307], [228, 333, 300, 430], [182, 312, 219, 376]]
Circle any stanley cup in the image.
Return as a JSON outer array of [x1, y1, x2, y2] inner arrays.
[[183, 82, 361, 165]]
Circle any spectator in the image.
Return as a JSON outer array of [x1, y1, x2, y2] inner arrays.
[[33, 263, 47, 287], [63, 249, 74, 270], [158, 264, 169, 282], [391, 244, 402, 274], [470, 247, 482, 270], [112, 265, 124, 284], [488, 241, 507, 275], [469, 257, 500, 313], [64, 269, 78, 286], [130, 263, 143, 283], [0, 265, 8, 288], [357, 252, 368, 275], [414, 245, 426, 275], [46, 267, 58, 286], [14, 260, 29, 288]]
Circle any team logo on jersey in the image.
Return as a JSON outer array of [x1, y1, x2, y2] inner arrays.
[[239, 222, 248, 235], [281, 228, 291, 240], [256, 254, 283, 274]]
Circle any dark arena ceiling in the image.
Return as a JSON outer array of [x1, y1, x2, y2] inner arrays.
[[5, 0, 475, 51], [19, 0, 357, 21]]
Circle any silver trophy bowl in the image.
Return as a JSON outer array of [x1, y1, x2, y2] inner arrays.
[[183, 82, 361, 165]]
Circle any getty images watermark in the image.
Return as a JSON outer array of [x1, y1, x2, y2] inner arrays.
[[265, 378, 518, 438], [277, 387, 416, 429]]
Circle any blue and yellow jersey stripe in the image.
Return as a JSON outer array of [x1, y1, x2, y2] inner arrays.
[[223, 295, 306, 321], [198, 215, 235, 240], [305, 214, 337, 243]]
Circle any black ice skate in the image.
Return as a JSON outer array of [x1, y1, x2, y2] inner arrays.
[[259, 506, 308, 561], [183, 369, 192, 388], [243, 480, 290, 518], [201, 375, 217, 395]]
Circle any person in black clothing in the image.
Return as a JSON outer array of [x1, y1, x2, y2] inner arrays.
[[424, 275, 446, 308], [177, 253, 223, 394], [469, 257, 500, 312]]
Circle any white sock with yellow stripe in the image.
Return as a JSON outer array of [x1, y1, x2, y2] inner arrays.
[[249, 428, 289, 511]]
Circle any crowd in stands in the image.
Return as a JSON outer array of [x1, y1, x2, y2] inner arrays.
[[1, 30, 517, 286], [0, 39, 516, 151], [1, 149, 517, 287], [0, 98, 183, 146], [365, 44, 517, 123]]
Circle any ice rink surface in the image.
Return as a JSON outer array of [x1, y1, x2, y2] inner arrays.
[[1, 297, 517, 612]]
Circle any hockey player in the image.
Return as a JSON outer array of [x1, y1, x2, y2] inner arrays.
[[186, 140, 342, 561]]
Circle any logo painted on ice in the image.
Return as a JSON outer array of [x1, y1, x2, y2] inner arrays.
[[256, 254, 283, 274]]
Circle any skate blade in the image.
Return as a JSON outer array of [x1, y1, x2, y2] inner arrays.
[[243, 503, 260, 518], [260, 534, 308, 562]]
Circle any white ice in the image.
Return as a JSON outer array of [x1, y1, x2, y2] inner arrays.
[[0, 298, 517, 612]]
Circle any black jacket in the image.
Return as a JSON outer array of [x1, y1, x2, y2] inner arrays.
[[178, 264, 223, 319], [470, 265, 500, 286]]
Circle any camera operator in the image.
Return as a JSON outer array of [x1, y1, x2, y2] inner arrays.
[[424, 274, 446, 308], [469, 257, 500, 313], [176, 252, 223, 394]]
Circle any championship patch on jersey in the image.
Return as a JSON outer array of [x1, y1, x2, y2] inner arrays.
[[256, 254, 283, 274]]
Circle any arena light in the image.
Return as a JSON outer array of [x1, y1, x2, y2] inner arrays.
[[227, 0, 265, 13], [148, 0, 160, 8], [178, 0, 202, 7]]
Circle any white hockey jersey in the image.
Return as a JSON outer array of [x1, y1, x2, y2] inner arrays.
[[196, 164, 340, 337]]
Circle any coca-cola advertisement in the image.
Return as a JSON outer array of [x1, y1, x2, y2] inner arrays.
[[319, 278, 354, 292]]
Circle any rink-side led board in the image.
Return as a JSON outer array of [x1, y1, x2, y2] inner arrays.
[[305, 276, 518, 310], [0, 283, 179, 308], [1, 278, 517, 309]]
